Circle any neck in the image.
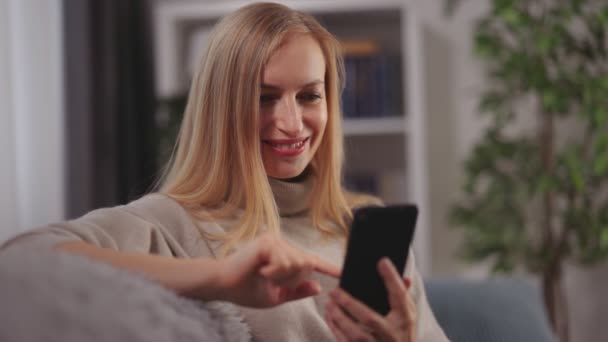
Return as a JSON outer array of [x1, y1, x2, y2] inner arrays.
[[268, 168, 314, 216]]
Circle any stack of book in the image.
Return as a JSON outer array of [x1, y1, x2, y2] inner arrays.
[[341, 40, 403, 119]]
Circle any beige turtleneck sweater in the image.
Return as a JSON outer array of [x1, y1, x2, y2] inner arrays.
[[1, 176, 448, 342]]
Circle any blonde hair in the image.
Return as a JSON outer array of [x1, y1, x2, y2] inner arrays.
[[160, 2, 375, 252]]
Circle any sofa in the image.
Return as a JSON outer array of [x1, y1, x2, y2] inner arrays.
[[426, 278, 556, 341], [0, 246, 555, 341]]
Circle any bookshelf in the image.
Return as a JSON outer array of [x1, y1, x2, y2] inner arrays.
[[343, 117, 408, 136], [153, 0, 432, 275]]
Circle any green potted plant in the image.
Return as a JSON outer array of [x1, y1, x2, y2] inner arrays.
[[446, 1, 608, 341]]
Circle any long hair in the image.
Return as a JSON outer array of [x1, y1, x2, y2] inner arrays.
[[160, 2, 374, 252]]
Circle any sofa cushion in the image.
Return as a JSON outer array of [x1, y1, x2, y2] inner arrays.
[[425, 278, 556, 342]]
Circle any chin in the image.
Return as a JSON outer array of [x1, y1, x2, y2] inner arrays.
[[266, 165, 307, 179], [268, 170, 302, 179]]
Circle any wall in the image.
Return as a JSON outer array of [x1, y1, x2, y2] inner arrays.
[[0, 0, 19, 242], [410, 0, 491, 276], [0, 0, 65, 242]]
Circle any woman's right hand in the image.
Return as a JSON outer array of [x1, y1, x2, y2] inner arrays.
[[214, 233, 341, 308]]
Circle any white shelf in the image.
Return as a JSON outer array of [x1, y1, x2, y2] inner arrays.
[[156, 0, 410, 20], [343, 117, 408, 136]]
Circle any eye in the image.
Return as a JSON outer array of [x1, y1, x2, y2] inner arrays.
[[298, 92, 322, 103], [260, 94, 279, 105]]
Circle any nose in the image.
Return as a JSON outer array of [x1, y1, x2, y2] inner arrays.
[[274, 96, 303, 136]]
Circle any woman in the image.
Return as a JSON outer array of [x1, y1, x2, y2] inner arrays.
[[2, 2, 447, 341]]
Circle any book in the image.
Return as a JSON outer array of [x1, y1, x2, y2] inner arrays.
[[340, 44, 403, 119], [340, 39, 380, 56]]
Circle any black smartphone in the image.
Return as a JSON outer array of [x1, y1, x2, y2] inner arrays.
[[339, 204, 418, 315]]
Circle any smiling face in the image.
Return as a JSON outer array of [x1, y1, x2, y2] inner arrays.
[[259, 34, 328, 180]]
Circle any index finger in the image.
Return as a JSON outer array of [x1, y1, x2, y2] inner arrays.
[[309, 254, 341, 278]]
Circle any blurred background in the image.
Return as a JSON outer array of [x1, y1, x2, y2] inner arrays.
[[1, 0, 607, 341]]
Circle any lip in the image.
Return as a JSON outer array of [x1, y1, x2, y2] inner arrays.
[[262, 137, 309, 157]]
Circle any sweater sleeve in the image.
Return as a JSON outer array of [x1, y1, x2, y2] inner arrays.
[[1, 197, 179, 256], [404, 250, 450, 342]]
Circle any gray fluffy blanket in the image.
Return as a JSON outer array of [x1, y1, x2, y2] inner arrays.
[[0, 246, 251, 342]]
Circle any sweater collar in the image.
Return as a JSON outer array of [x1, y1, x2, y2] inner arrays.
[[268, 169, 314, 217]]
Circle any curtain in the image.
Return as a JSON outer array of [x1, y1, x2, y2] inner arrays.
[[63, 0, 157, 219], [0, 0, 64, 241]]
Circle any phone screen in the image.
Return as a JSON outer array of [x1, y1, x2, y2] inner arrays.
[[339, 205, 418, 315]]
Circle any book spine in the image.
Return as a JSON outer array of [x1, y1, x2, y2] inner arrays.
[[343, 57, 357, 118], [341, 40, 403, 119], [389, 55, 404, 117], [356, 56, 374, 118]]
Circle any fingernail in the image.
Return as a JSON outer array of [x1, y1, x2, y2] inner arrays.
[[378, 258, 389, 272], [404, 278, 411, 289]]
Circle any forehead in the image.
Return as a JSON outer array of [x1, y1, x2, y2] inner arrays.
[[262, 34, 326, 87]]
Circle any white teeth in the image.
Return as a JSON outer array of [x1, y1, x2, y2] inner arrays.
[[270, 140, 305, 150]]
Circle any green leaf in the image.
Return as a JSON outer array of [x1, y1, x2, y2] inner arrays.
[[592, 134, 608, 178], [474, 32, 502, 58], [594, 132, 608, 152], [493, 255, 514, 273], [570, 0, 582, 14], [598, 7, 608, 26], [536, 36, 552, 55], [479, 91, 506, 112], [536, 174, 554, 194], [554, 8, 574, 20], [594, 107, 608, 127], [493, 0, 514, 14], [572, 169, 585, 192], [600, 76, 608, 92], [593, 154, 608, 177], [535, 31, 559, 55], [501, 8, 521, 26], [565, 150, 585, 191], [601, 229, 608, 250], [542, 90, 558, 110]]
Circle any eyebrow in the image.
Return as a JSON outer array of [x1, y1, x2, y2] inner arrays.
[[261, 80, 324, 90]]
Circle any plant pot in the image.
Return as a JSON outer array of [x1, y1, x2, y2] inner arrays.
[[564, 261, 608, 341]]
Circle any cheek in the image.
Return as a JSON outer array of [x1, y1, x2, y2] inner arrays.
[[315, 107, 328, 136], [307, 108, 328, 155], [259, 115, 273, 137], [320, 109, 328, 129]]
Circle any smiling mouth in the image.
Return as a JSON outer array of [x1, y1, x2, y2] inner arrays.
[[264, 138, 307, 150], [262, 137, 310, 155]]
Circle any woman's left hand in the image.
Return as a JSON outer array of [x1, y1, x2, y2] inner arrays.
[[325, 258, 417, 342]]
